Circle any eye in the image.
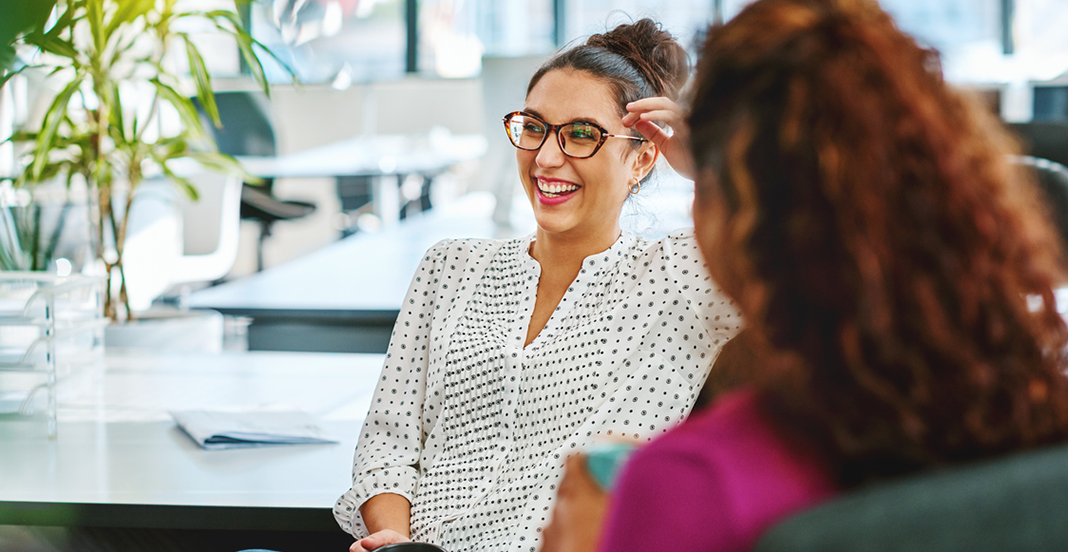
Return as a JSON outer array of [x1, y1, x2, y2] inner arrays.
[[523, 120, 546, 134], [565, 123, 599, 142]]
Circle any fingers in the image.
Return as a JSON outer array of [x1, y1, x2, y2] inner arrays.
[[355, 529, 411, 552], [633, 120, 672, 148], [623, 97, 685, 128], [624, 109, 684, 128], [559, 454, 605, 497]]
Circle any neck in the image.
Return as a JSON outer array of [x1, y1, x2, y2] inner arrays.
[[530, 223, 622, 274]]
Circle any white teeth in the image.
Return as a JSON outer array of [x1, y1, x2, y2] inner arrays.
[[536, 178, 579, 196]]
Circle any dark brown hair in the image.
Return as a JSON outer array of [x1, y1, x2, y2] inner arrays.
[[689, 0, 1068, 486], [528, 18, 689, 120]]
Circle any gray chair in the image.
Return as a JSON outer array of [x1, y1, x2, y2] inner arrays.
[[1007, 121, 1068, 168], [753, 442, 1068, 552], [1015, 155, 1068, 249]]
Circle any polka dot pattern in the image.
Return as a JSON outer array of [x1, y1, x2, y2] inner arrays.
[[334, 229, 741, 552]]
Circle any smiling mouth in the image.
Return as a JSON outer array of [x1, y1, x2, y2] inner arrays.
[[536, 178, 580, 198]]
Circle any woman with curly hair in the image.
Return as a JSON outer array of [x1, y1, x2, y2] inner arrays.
[[542, 0, 1068, 551]]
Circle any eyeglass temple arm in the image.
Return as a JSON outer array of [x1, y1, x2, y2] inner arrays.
[[606, 134, 648, 142]]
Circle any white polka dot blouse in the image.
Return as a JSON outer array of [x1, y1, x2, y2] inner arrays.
[[334, 229, 742, 552]]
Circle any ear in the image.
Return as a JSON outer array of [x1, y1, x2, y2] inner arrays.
[[631, 143, 660, 183]]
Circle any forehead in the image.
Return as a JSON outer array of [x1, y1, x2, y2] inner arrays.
[[524, 69, 620, 125]]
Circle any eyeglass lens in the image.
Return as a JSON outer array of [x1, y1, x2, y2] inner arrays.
[[505, 114, 603, 158]]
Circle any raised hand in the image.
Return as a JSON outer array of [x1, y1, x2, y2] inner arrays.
[[622, 97, 695, 181]]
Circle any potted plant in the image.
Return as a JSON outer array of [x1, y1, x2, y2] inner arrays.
[[1, 0, 284, 321]]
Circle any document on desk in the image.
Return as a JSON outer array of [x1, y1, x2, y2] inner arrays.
[[170, 409, 339, 450]]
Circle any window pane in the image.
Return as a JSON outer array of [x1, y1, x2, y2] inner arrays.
[[251, 0, 406, 85], [564, 0, 718, 55], [418, 0, 555, 79]]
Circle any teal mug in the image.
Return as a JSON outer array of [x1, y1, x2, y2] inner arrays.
[[585, 442, 637, 490]]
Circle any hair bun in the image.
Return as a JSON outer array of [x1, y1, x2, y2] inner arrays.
[[585, 18, 689, 100]]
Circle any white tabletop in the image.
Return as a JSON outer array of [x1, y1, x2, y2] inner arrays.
[[186, 191, 534, 315], [0, 350, 385, 530], [236, 131, 488, 179]]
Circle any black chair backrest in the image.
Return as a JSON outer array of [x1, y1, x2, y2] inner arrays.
[[752, 442, 1068, 552], [1006, 121, 1068, 168], [197, 91, 276, 158]]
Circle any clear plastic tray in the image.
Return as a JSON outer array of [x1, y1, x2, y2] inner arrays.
[[0, 272, 106, 437]]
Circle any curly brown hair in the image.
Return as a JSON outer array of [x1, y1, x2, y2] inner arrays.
[[688, 0, 1068, 486]]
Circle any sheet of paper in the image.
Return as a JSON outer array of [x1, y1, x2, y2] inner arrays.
[[170, 408, 339, 450]]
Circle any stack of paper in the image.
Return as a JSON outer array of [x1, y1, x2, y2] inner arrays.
[[170, 409, 338, 450]]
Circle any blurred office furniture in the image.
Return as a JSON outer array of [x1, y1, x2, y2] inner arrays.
[[122, 169, 243, 313], [0, 350, 380, 551], [1015, 156, 1068, 248], [753, 441, 1068, 552], [235, 128, 488, 236], [202, 91, 317, 271], [1033, 85, 1068, 121], [186, 192, 529, 353], [1006, 122, 1068, 168], [171, 171, 243, 286]]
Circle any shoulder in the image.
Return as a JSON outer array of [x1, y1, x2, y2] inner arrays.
[[627, 388, 836, 506], [420, 236, 523, 268], [620, 228, 702, 268]]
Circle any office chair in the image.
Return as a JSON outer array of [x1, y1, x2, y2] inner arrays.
[[1006, 121, 1068, 168], [199, 91, 316, 271], [752, 440, 1068, 552], [1013, 155, 1068, 250]]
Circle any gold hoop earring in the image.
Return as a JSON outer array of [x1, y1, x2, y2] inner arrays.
[[629, 181, 641, 195]]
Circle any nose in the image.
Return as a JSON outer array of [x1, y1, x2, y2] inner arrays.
[[535, 129, 566, 168]]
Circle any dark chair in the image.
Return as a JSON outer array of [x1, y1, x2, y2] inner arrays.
[[198, 91, 316, 271], [752, 441, 1068, 552], [1015, 155, 1068, 249], [1006, 121, 1068, 168], [1033, 85, 1068, 121]]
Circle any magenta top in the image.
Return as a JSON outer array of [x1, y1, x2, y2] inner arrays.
[[598, 389, 839, 552]]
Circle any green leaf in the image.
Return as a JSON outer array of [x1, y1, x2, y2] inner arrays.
[[160, 164, 199, 201], [2, 0, 58, 72], [184, 150, 260, 184], [43, 2, 75, 39], [208, 14, 297, 93], [86, 0, 105, 55], [30, 74, 84, 181], [1, 64, 29, 92], [26, 33, 81, 60], [6, 129, 40, 144], [106, 82, 128, 142], [151, 78, 206, 138], [232, 30, 270, 97], [152, 136, 188, 159], [105, 0, 153, 38], [180, 34, 218, 127]]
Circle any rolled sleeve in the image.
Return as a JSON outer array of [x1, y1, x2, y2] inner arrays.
[[334, 239, 452, 537]]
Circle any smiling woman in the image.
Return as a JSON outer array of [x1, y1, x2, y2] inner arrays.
[[333, 18, 743, 552]]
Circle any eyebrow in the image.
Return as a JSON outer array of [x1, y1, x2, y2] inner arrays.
[[522, 107, 606, 128]]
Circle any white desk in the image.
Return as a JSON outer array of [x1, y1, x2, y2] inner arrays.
[[237, 132, 488, 181], [237, 131, 489, 227], [186, 192, 535, 353], [0, 350, 384, 532]]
